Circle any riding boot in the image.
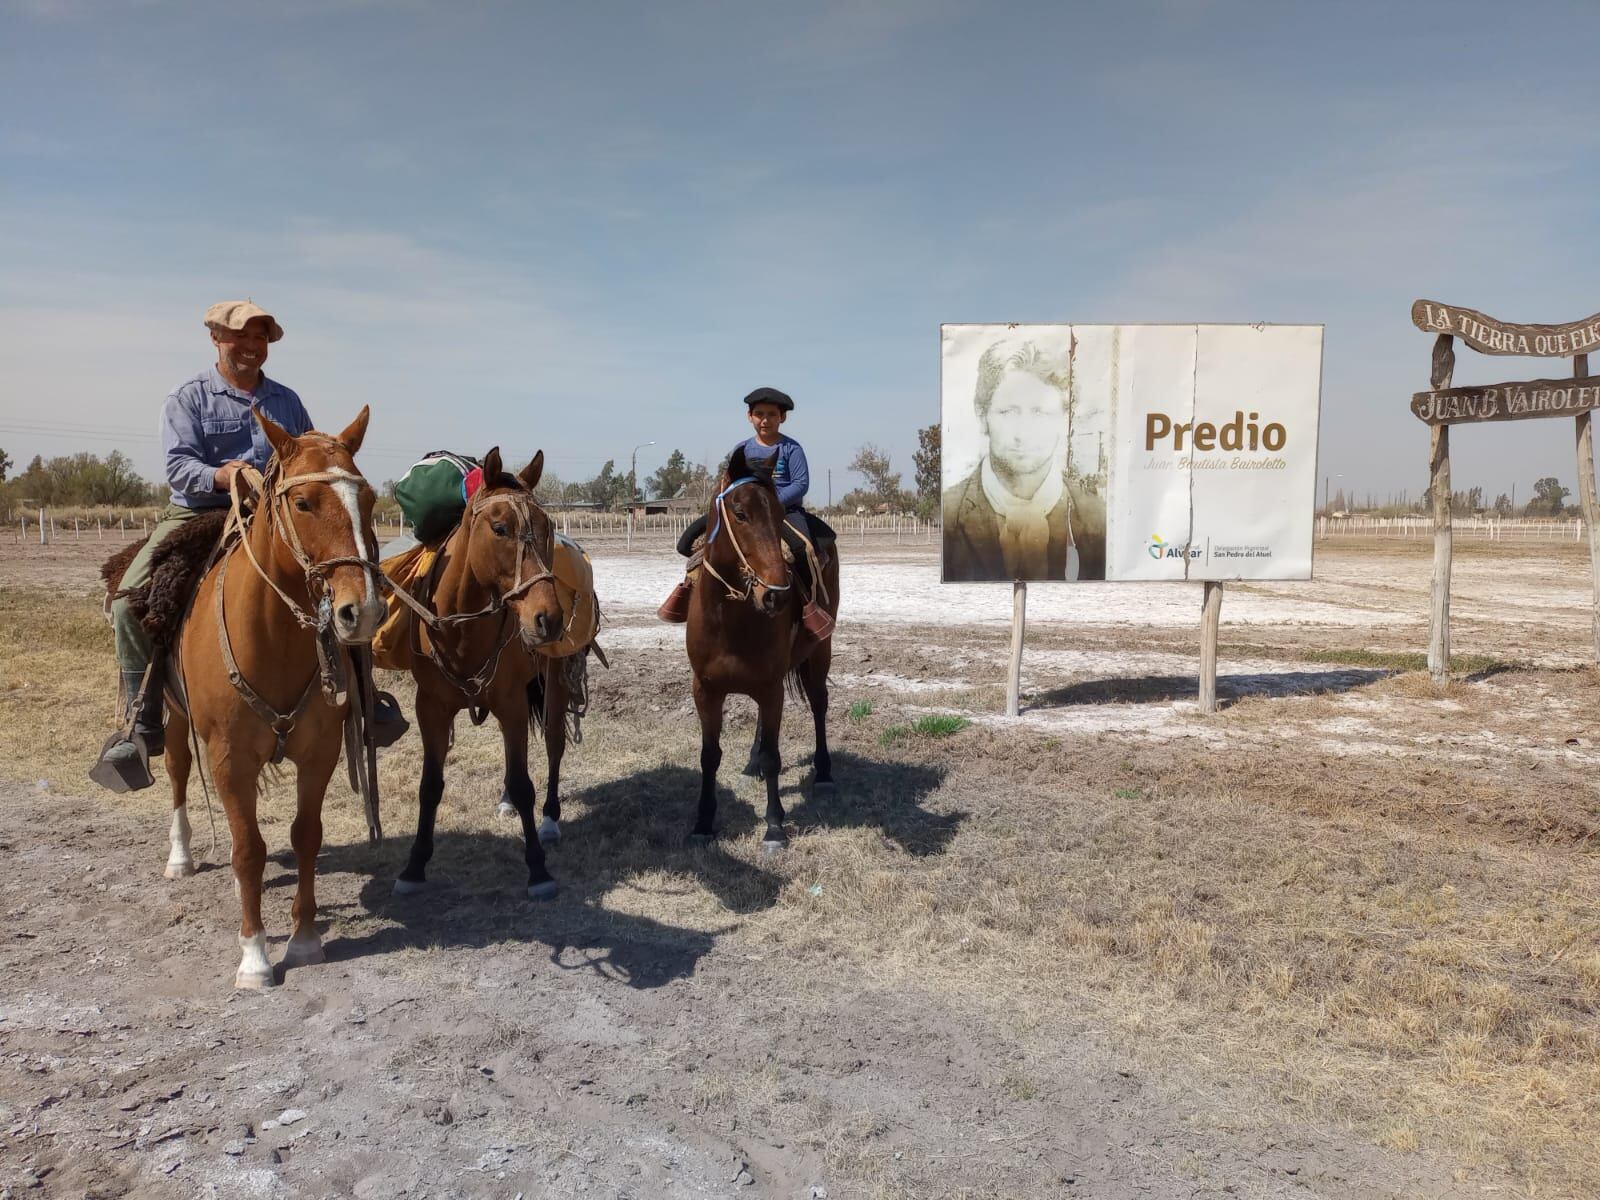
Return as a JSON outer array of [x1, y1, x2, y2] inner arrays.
[[88, 669, 157, 793], [657, 576, 693, 624], [133, 658, 166, 757]]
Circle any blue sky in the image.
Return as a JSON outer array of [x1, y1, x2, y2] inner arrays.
[[2, 0, 1598, 506]]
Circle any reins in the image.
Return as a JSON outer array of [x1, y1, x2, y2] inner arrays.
[[701, 477, 793, 602], [192, 457, 387, 840], [384, 487, 558, 710]]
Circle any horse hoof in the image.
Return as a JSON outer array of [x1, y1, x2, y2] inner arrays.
[[164, 860, 196, 880], [392, 877, 426, 896], [538, 817, 561, 846], [527, 880, 559, 902], [496, 800, 517, 819], [281, 938, 325, 968], [234, 967, 276, 990]]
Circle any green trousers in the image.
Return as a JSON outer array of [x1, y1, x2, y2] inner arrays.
[[111, 504, 206, 672]]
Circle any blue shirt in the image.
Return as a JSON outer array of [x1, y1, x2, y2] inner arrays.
[[161, 367, 313, 508], [739, 435, 809, 510]]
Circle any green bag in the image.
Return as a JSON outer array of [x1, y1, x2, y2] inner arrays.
[[394, 451, 479, 542]]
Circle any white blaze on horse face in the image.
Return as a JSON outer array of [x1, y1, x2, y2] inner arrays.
[[326, 471, 375, 605]]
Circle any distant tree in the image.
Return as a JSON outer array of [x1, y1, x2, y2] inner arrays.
[[531, 469, 565, 507], [580, 460, 630, 510], [1530, 476, 1570, 516], [847, 443, 915, 511], [0, 448, 11, 483], [646, 449, 695, 499], [912, 424, 940, 519], [1493, 492, 1513, 516]]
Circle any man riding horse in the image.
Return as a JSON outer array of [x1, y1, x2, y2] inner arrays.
[[94, 301, 313, 791]]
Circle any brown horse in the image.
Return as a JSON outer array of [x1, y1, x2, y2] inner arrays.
[[160, 409, 386, 989], [686, 445, 840, 847], [390, 448, 570, 900]]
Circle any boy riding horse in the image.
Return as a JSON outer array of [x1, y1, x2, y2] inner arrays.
[[658, 386, 835, 637]]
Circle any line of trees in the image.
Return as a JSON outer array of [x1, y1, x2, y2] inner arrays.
[[0, 449, 162, 515], [1331, 476, 1577, 518]]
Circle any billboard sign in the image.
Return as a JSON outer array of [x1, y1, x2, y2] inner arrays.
[[941, 324, 1323, 583]]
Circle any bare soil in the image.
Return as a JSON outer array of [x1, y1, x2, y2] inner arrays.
[[2, 532, 1596, 1198]]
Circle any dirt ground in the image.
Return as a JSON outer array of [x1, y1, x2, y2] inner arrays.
[[2, 531, 1597, 1198]]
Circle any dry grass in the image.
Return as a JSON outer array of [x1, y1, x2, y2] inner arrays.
[[6, 580, 1600, 1193]]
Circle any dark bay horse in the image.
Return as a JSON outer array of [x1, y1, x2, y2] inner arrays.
[[161, 409, 386, 988], [388, 449, 571, 900], [686, 445, 840, 847]]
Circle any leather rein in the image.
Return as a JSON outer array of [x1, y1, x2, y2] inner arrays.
[[212, 462, 383, 762], [383, 488, 557, 711], [700, 476, 793, 603]]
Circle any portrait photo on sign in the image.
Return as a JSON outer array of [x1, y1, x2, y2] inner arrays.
[[941, 325, 1108, 583]]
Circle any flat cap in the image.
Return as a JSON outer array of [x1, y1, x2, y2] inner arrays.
[[743, 386, 793, 412], [204, 300, 284, 343]]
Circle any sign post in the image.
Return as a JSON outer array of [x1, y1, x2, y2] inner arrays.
[[1006, 581, 1027, 717], [1410, 301, 1600, 673]]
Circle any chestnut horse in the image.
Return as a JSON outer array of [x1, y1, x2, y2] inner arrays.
[[389, 449, 570, 900], [161, 409, 386, 989], [686, 445, 840, 847]]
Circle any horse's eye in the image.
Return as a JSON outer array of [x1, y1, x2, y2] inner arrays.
[[294, 497, 312, 513], [733, 507, 748, 523], [491, 521, 509, 537]]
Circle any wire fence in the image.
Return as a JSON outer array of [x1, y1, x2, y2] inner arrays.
[[8, 507, 942, 549], [1317, 516, 1590, 542]]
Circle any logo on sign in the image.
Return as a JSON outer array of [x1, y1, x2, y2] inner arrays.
[[1149, 533, 1201, 561]]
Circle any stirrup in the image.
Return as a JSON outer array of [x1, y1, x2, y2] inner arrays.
[[800, 600, 834, 642], [89, 731, 155, 793], [657, 579, 693, 624]]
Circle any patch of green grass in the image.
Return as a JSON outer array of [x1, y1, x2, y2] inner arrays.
[[846, 699, 874, 722], [878, 724, 910, 747], [1113, 787, 1142, 800], [911, 714, 970, 737]]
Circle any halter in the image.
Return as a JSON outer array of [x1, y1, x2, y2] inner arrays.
[[384, 485, 559, 706], [701, 476, 793, 602], [228, 459, 385, 633]]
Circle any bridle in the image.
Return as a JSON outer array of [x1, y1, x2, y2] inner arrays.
[[192, 456, 384, 764], [384, 485, 559, 706], [228, 459, 384, 633], [700, 476, 793, 603]]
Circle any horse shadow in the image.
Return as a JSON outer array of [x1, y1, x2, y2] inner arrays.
[[281, 748, 958, 986], [301, 766, 780, 990], [1029, 666, 1390, 711]]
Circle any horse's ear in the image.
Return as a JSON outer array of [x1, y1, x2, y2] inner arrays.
[[254, 407, 294, 457], [727, 444, 749, 480], [482, 447, 503, 483], [518, 450, 544, 491], [335, 406, 370, 455]]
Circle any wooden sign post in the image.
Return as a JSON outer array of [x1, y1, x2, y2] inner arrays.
[[1199, 581, 1224, 713], [1410, 300, 1600, 677], [1006, 581, 1026, 717]]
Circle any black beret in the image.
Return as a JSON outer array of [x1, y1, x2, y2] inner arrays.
[[743, 386, 794, 412]]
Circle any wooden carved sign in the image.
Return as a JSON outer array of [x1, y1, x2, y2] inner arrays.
[[1412, 299, 1600, 358], [1412, 378, 1600, 425]]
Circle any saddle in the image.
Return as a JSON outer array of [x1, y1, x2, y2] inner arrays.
[[106, 509, 231, 649]]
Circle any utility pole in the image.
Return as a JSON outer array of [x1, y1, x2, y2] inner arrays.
[[827, 468, 832, 508], [629, 440, 656, 510]]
